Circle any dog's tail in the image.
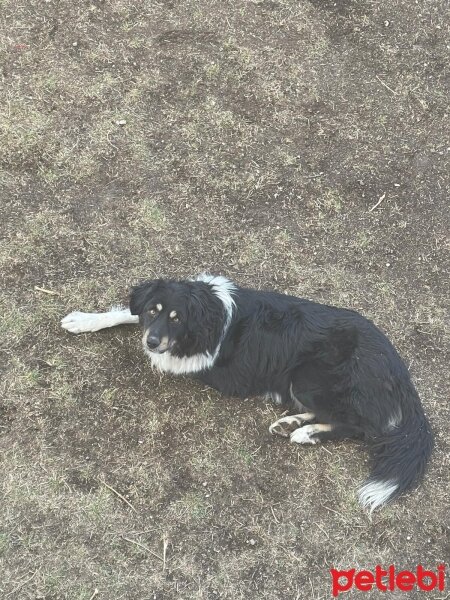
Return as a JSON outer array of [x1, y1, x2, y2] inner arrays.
[[358, 401, 433, 513]]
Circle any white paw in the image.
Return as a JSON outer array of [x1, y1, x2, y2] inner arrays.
[[269, 413, 315, 437], [61, 311, 105, 334], [290, 425, 318, 445]]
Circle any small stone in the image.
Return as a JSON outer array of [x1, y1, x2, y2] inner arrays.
[[116, 119, 127, 126]]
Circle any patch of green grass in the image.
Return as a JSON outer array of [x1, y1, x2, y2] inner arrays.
[[0, 106, 54, 167], [136, 197, 167, 232], [0, 302, 31, 342], [83, 488, 115, 523], [233, 232, 267, 268], [0, 209, 73, 265], [48, 379, 78, 408], [235, 445, 256, 466], [40, 571, 68, 597], [204, 61, 221, 79], [314, 189, 343, 214], [0, 295, 61, 351], [169, 492, 211, 523], [353, 230, 372, 249]]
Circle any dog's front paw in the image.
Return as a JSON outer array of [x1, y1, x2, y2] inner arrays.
[[269, 413, 316, 437], [61, 312, 104, 334]]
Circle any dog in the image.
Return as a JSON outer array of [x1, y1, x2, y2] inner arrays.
[[61, 273, 433, 511]]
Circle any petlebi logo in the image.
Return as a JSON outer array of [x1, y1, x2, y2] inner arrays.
[[330, 564, 447, 597]]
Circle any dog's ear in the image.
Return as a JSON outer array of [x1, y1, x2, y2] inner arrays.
[[129, 280, 160, 315]]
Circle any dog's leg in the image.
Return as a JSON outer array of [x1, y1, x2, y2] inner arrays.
[[61, 307, 139, 334], [290, 423, 363, 445], [269, 413, 316, 437], [264, 392, 284, 405]]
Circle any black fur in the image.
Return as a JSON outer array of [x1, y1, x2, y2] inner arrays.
[[130, 279, 225, 357], [130, 277, 433, 509]]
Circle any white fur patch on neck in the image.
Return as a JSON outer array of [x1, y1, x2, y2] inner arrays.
[[145, 274, 236, 375], [194, 273, 236, 323], [144, 347, 217, 374]]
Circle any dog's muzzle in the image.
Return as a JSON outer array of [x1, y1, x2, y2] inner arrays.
[[145, 335, 172, 354]]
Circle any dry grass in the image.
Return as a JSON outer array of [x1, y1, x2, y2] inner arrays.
[[1, 0, 449, 598]]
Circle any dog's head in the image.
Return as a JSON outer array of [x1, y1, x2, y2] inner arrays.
[[129, 279, 225, 358]]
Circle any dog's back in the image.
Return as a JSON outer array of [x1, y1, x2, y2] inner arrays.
[[198, 284, 433, 511]]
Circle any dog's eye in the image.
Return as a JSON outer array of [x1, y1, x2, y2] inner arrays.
[[149, 308, 157, 316], [171, 315, 180, 323]]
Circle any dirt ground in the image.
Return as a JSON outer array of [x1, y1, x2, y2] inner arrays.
[[1, 0, 449, 598]]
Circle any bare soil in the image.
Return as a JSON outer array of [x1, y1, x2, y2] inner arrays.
[[1, 0, 449, 598]]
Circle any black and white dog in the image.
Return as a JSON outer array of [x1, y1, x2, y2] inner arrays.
[[61, 273, 433, 512]]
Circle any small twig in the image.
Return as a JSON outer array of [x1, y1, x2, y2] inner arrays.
[[122, 536, 164, 562], [34, 285, 60, 296], [369, 192, 386, 212], [309, 577, 315, 599], [229, 514, 245, 528], [89, 589, 99, 600], [322, 504, 344, 517], [101, 480, 137, 513], [282, 548, 302, 563], [313, 521, 330, 540], [376, 75, 398, 95], [270, 505, 280, 524], [163, 534, 169, 570], [106, 131, 119, 151]]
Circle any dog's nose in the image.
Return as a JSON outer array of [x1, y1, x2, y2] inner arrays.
[[147, 336, 160, 350]]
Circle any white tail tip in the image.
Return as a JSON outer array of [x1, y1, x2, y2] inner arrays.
[[358, 479, 398, 513]]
